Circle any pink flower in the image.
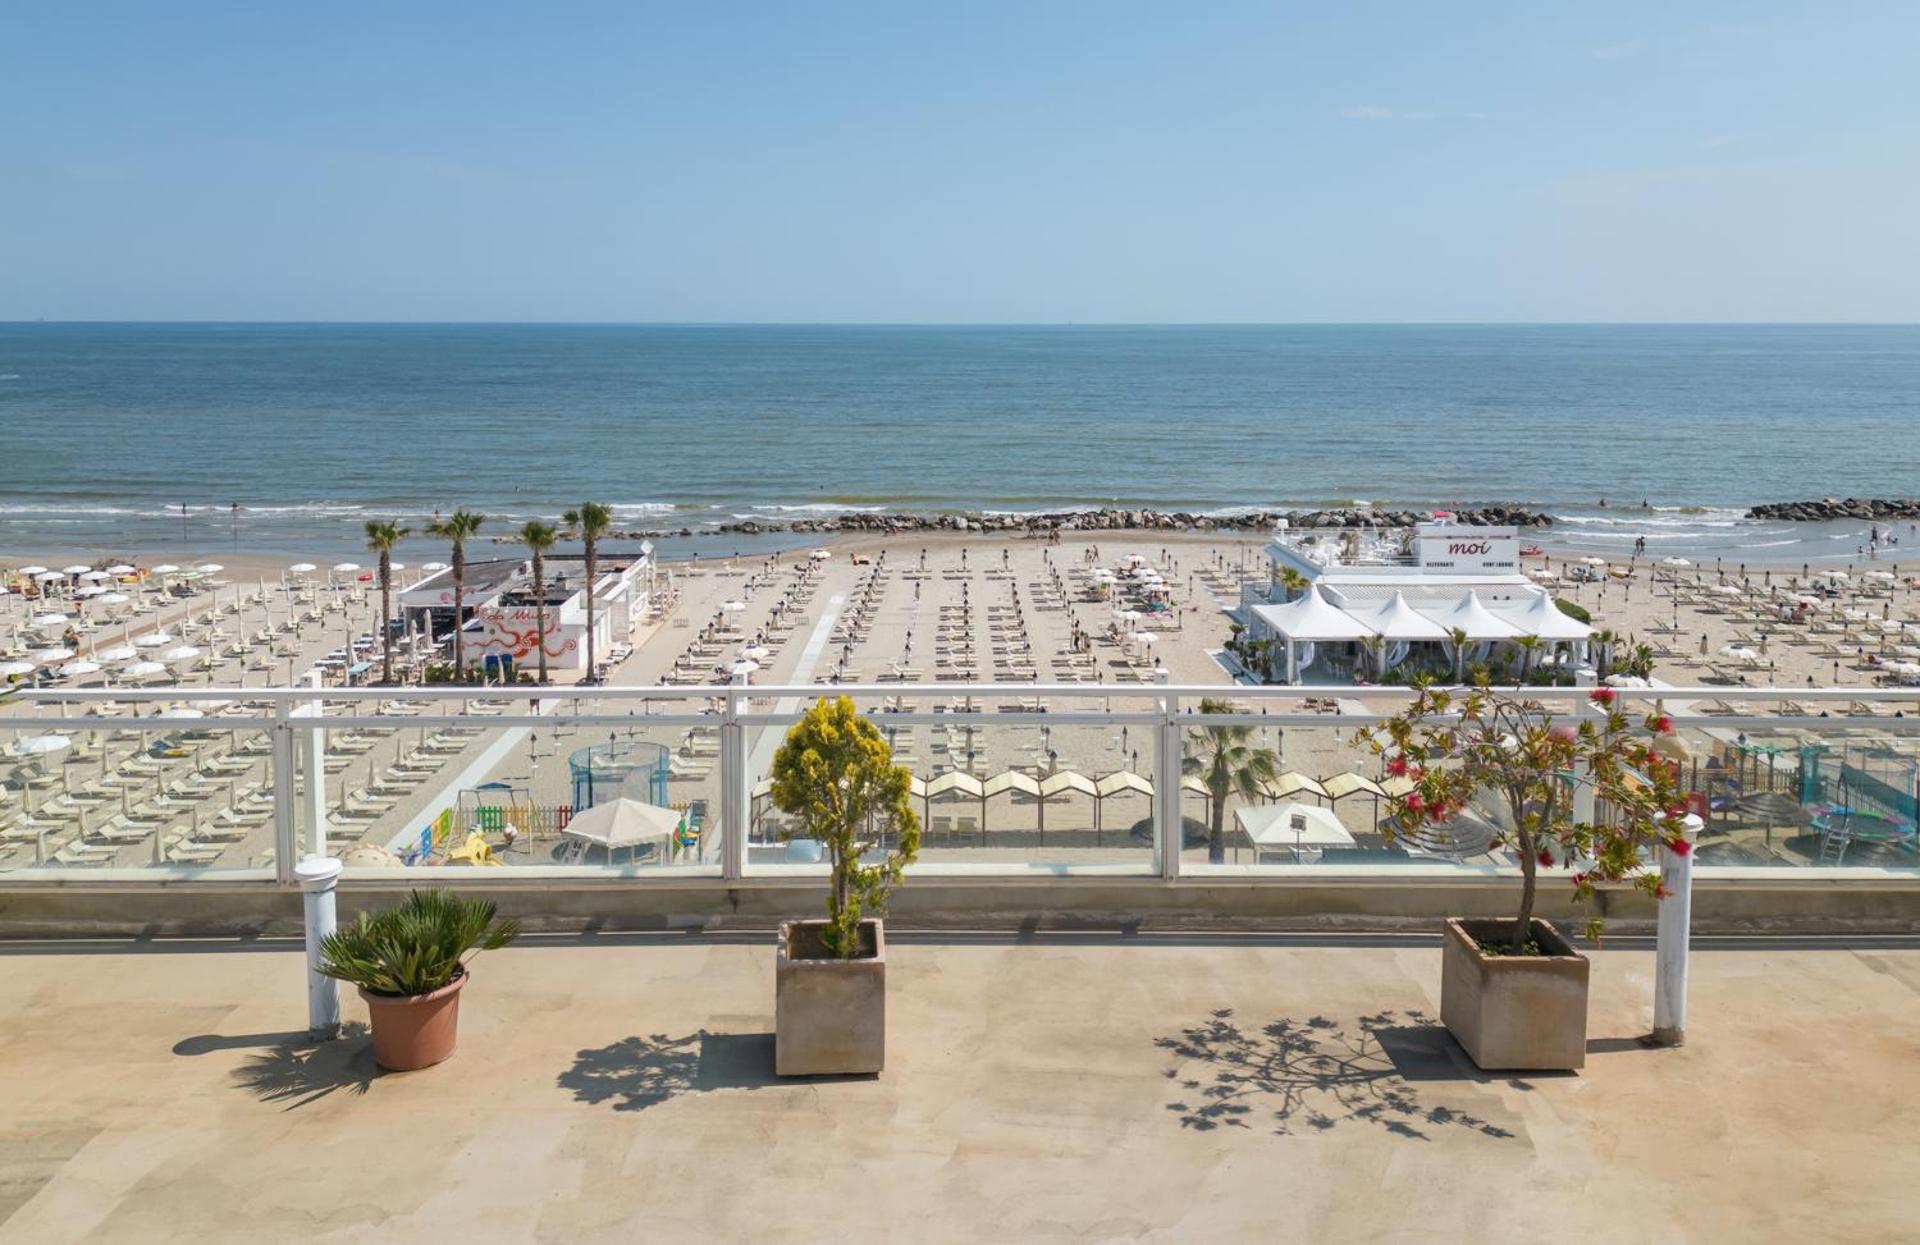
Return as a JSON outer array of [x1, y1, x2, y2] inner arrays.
[[1589, 687, 1617, 706]]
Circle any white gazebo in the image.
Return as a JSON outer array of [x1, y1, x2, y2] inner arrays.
[[1235, 801, 1356, 863], [1248, 585, 1378, 683], [560, 797, 682, 865], [1419, 589, 1522, 640], [1495, 589, 1593, 665]]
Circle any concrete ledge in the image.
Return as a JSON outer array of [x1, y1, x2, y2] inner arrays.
[[0, 871, 1916, 939]]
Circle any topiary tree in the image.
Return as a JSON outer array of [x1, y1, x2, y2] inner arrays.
[[1359, 680, 1687, 953], [770, 696, 921, 958]]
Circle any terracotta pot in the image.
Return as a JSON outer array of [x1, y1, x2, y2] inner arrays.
[[359, 969, 467, 1071]]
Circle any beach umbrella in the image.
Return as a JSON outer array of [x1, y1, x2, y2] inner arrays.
[[121, 661, 169, 681], [332, 562, 361, 574], [0, 660, 35, 678], [96, 592, 129, 606], [35, 570, 64, 583], [1579, 556, 1607, 567], [135, 632, 175, 648], [151, 564, 180, 575], [71, 585, 107, 599], [29, 647, 76, 664], [106, 564, 135, 575], [741, 644, 771, 661], [721, 600, 746, 612], [29, 612, 69, 630], [16, 565, 47, 575], [194, 563, 224, 574], [730, 659, 759, 678], [422, 561, 448, 572], [94, 644, 138, 663], [287, 562, 317, 575], [77, 569, 112, 582], [57, 660, 102, 678], [11, 734, 71, 757], [560, 797, 683, 863], [158, 645, 201, 663], [60, 564, 90, 575]]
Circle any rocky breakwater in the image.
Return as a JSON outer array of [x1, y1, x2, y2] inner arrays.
[[1748, 498, 1920, 521], [576, 504, 1552, 541]]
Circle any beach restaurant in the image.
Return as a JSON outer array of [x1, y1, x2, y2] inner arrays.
[[398, 548, 655, 674], [1242, 522, 1589, 684]]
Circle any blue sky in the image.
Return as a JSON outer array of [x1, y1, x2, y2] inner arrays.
[[3, 2, 1916, 322]]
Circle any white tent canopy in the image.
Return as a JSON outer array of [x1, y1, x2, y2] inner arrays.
[[1493, 589, 1592, 641], [1419, 590, 1522, 640], [561, 798, 681, 860], [1235, 801, 1355, 860], [1346, 590, 1449, 641], [1249, 585, 1378, 641]]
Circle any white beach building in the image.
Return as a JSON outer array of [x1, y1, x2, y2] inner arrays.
[[1240, 522, 1588, 684], [397, 548, 655, 674]]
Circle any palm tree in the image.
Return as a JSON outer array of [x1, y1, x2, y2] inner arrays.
[[363, 519, 409, 684], [1447, 627, 1469, 684], [427, 510, 484, 680], [518, 520, 559, 684], [1590, 628, 1617, 680], [562, 501, 612, 683], [1279, 567, 1309, 602], [1361, 635, 1387, 682], [1514, 634, 1543, 685], [1184, 698, 1282, 865]]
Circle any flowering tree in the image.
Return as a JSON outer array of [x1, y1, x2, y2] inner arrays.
[[1360, 681, 1688, 953], [770, 696, 921, 959]]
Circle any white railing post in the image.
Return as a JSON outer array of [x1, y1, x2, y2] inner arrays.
[[1652, 812, 1701, 1046], [294, 855, 343, 1039], [1156, 670, 1181, 880], [270, 698, 297, 885], [294, 671, 327, 859], [721, 672, 748, 880]]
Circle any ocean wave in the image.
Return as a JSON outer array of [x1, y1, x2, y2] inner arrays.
[[742, 503, 893, 515], [1556, 511, 1749, 529], [0, 503, 143, 516]]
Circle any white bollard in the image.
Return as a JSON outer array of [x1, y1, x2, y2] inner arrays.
[[1652, 812, 1703, 1046], [295, 855, 344, 1040]]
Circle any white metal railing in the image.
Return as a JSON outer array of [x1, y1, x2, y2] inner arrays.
[[4, 680, 1920, 887]]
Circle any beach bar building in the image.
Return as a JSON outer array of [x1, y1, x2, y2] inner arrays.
[[398, 549, 655, 674], [1241, 522, 1589, 683]]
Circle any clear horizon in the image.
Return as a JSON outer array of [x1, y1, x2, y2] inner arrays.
[[5, 2, 1918, 323]]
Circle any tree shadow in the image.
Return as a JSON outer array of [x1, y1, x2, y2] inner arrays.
[[558, 1030, 779, 1112], [227, 1023, 376, 1110], [1156, 1009, 1519, 1141]]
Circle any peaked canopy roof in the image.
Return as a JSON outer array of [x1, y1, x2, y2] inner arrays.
[[1419, 590, 1522, 640], [1494, 589, 1592, 640], [1347, 590, 1450, 641], [1249, 585, 1378, 641]]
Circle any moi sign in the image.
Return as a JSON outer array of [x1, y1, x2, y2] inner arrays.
[[1416, 526, 1520, 574]]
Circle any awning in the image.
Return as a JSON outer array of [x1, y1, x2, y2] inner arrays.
[[1235, 802, 1356, 848]]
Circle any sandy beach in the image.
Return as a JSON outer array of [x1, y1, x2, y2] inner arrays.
[[7, 528, 1920, 874]]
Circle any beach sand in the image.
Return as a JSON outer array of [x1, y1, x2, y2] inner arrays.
[[7, 530, 1920, 873]]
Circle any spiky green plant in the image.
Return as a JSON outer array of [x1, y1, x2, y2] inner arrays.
[[317, 890, 520, 997], [1184, 698, 1282, 865]]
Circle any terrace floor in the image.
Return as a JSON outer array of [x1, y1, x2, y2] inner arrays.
[[0, 932, 1914, 1243]]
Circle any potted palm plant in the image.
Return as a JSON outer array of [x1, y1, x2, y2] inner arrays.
[[1362, 681, 1685, 1071], [768, 696, 920, 1076], [1185, 698, 1281, 865], [317, 889, 520, 1072]]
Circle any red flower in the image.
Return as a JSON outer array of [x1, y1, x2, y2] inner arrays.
[[1665, 804, 1689, 820], [1667, 837, 1692, 857], [1404, 793, 1426, 815], [1589, 687, 1617, 706], [1536, 848, 1555, 868], [1408, 765, 1425, 782], [1652, 714, 1674, 734], [1385, 755, 1409, 777]]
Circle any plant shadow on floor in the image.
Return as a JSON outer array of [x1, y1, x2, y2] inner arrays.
[[1156, 1010, 1521, 1141], [221, 1023, 377, 1110], [558, 1031, 784, 1112]]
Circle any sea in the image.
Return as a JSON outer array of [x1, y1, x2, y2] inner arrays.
[[2, 323, 1917, 564]]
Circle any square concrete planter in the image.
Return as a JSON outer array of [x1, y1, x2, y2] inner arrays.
[[1440, 917, 1589, 1071], [775, 918, 885, 1076]]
